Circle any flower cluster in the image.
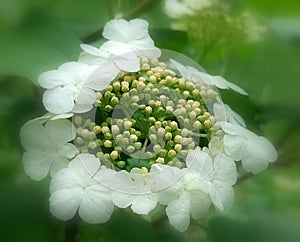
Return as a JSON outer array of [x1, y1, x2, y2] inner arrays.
[[20, 18, 277, 232]]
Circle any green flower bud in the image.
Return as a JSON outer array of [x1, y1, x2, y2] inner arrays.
[[174, 144, 182, 152], [102, 126, 110, 134], [110, 150, 119, 160], [168, 149, 176, 158], [124, 120, 132, 130], [75, 137, 85, 145], [117, 161, 126, 168], [88, 141, 98, 149], [94, 125, 102, 134], [111, 125, 120, 135], [127, 145, 135, 153], [165, 132, 172, 141], [104, 140, 112, 148], [174, 135, 182, 144], [153, 144, 161, 154], [130, 134, 138, 142]]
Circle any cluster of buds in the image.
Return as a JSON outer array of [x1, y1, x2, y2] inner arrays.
[[74, 58, 223, 171]]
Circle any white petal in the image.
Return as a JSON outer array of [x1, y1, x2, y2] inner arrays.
[[186, 150, 213, 178], [80, 44, 103, 56], [188, 190, 211, 219], [20, 118, 52, 150], [79, 184, 114, 224], [76, 87, 96, 105], [213, 154, 237, 185], [49, 156, 69, 177], [43, 87, 74, 114], [58, 62, 92, 81], [131, 193, 157, 215], [223, 134, 246, 161], [50, 189, 82, 221], [242, 136, 277, 174], [73, 103, 93, 113], [22, 150, 54, 181], [209, 181, 234, 211], [135, 46, 161, 59], [103, 19, 130, 42], [45, 119, 75, 144], [111, 192, 134, 208], [113, 54, 140, 72], [128, 19, 149, 40], [166, 192, 191, 232], [86, 64, 118, 91], [38, 70, 71, 89], [213, 76, 248, 95], [86, 65, 117, 91], [58, 143, 77, 159]]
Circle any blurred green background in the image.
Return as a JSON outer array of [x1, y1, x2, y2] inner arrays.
[[0, 0, 299, 241]]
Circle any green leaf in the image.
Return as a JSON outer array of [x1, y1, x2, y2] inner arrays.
[[0, 10, 81, 82], [150, 29, 188, 52]]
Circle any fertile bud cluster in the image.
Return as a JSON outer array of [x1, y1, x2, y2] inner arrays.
[[74, 58, 223, 171]]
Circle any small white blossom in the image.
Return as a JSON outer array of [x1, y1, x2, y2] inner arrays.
[[20, 117, 77, 181], [186, 149, 237, 211], [170, 59, 248, 95], [95, 168, 157, 215], [50, 154, 114, 223], [38, 62, 114, 115], [102, 18, 161, 59], [220, 122, 278, 174], [79, 43, 140, 77], [149, 164, 211, 232]]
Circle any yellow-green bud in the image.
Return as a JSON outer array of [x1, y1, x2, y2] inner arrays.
[[94, 125, 102, 134], [88, 141, 98, 149], [102, 126, 110, 134], [124, 120, 132, 130], [153, 144, 161, 154], [110, 150, 119, 160], [168, 149, 176, 158], [165, 132, 172, 141], [127, 145, 135, 153], [130, 134, 138, 142], [117, 161, 126, 168], [104, 140, 112, 148], [174, 135, 182, 144], [174, 144, 182, 152]]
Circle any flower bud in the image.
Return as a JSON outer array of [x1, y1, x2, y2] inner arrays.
[[156, 157, 164, 164], [168, 149, 176, 158], [88, 141, 97, 149], [127, 145, 135, 153], [110, 150, 119, 160], [165, 132, 172, 141], [117, 161, 126, 168], [104, 140, 112, 148], [94, 125, 102, 134]]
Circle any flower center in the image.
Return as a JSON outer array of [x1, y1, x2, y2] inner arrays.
[[73, 58, 222, 171]]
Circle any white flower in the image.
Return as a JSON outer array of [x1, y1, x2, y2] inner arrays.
[[95, 168, 157, 215], [49, 154, 114, 223], [20, 117, 77, 181], [186, 150, 237, 211], [213, 102, 246, 127], [38, 62, 114, 114], [170, 59, 248, 95], [220, 122, 278, 174], [164, 0, 212, 18], [102, 18, 161, 59], [79, 43, 140, 76], [149, 164, 211, 232]]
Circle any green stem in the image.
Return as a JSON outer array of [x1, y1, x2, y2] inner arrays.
[[64, 216, 79, 242], [106, 0, 116, 18]]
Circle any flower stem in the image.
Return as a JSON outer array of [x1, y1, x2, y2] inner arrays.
[[64, 216, 79, 242]]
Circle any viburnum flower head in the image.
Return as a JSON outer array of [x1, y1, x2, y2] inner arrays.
[[20, 17, 277, 232]]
